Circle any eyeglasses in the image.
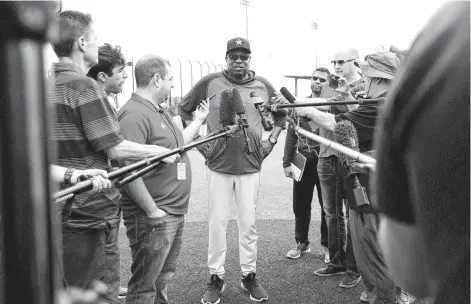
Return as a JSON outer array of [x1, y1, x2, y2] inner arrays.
[[228, 54, 250, 61], [312, 76, 327, 83], [331, 59, 355, 66]]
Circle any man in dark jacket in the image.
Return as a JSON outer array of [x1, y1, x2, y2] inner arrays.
[[283, 67, 332, 261], [179, 37, 287, 304]]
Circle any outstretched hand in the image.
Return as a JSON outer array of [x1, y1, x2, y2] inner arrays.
[[195, 99, 210, 122]]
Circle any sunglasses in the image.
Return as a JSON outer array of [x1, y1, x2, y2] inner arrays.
[[228, 54, 250, 61], [312, 76, 327, 83], [331, 59, 355, 66]]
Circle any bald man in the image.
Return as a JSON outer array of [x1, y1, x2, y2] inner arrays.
[[118, 55, 210, 304], [313, 49, 363, 289]]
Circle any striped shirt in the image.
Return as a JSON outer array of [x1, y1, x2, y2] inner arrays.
[[48, 63, 124, 229]]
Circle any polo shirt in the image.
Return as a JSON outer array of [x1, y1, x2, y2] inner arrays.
[[118, 93, 191, 217], [48, 63, 124, 229]]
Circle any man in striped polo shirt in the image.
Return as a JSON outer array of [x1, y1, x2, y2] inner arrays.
[[49, 11, 177, 303]]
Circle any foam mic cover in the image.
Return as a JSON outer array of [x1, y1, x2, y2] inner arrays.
[[219, 89, 236, 126], [280, 87, 296, 103], [232, 88, 246, 115], [333, 120, 360, 166]]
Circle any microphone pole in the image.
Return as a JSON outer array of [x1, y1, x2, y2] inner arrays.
[[273, 98, 385, 110], [52, 125, 240, 201], [114, 126, 238, 188], [290, 120, 376, 166]]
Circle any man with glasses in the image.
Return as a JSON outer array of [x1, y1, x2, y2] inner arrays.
[[311, 49, 363, 289], [283, 67, 332, 262], [179, 37, 287, 304]]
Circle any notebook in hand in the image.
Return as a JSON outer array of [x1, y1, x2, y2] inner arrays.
[[290, 151, 307, 182]]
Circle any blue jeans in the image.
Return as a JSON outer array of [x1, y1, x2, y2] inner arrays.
[[123, 212, 184, 304], [61, 222, 120, 304], [318, 156, 358, 273]]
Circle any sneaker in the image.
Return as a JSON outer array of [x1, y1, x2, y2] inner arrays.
[[201, 275, 226, 304], [360, 290, 374, 303], [314, 264, 346, 277], [241, 273, 268, 302], [118, 287, 127, 299], [323, 246, 330, 263], [397, 289, 415, 304], [286, 243, 310, 259], [339, 270, 362, 288]]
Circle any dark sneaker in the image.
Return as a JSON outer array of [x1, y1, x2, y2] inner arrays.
[[314, 264, 346, 277], [201, 275, 226, 304], [339, 270, 362, 288], [241, 273, 268, 302], [118, 287, 127, 299], [286, 242, 310, 259]]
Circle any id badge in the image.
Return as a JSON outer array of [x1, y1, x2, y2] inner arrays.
[[177, 162, 186, 180]]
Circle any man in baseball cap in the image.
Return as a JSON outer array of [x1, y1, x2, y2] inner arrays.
[[179, 35, 287, 304]]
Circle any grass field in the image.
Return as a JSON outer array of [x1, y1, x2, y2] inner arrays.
[[117, 132, 429, 304]]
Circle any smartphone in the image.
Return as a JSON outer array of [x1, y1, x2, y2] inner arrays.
[[328, 74, 341, 89]]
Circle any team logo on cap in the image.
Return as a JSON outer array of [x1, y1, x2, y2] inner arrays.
[[235, 39, 243, 45]]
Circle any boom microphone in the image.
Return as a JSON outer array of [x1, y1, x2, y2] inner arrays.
[[219, 89, 236, 126], [280, 87, 296, 103], [232, 88, 254, 154], [333, 120, 370, 208]]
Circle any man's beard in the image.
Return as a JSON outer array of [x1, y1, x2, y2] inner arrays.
[[232, 69, 247, 79]]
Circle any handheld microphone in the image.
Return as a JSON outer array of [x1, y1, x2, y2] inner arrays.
[[232, 88, 254, 154], [333, 120, 370, 208], [280, 87, 296, 103], [250, 92, 273, 131]]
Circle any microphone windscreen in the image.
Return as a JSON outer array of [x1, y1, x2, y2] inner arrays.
[[232, 88, 246, 115], [219, 89, 236, 126], [280, 87, 296, 103], [333, 120, 360, 166]]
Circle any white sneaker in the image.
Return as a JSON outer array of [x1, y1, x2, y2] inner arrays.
[[397, 289, 415, 304], [118, 287, 128, 299], [323, 246, 330, 263], [360, 290, 374, 303], [286, 243, 310, 259]]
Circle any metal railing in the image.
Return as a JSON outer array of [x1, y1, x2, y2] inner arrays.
[[120, 58, 226, 109]]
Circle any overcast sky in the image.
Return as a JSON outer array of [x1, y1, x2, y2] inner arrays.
[[45, 0, 450, 101]]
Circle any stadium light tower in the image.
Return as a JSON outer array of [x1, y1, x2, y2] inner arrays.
[[312, 21, 318, 68], [240, 0, 250, 39]]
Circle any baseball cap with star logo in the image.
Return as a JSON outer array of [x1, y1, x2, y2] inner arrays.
[[226, 37, 251, 54]]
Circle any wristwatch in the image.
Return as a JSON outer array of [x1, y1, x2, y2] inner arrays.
[[63, 168, 75, 186], [268, 135, 277, 145]]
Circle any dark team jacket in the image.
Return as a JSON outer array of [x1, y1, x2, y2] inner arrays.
[[179, 70, 287, 175], [334, 92, 385, 213]]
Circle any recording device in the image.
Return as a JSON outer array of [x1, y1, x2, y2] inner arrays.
[[232, 88, 254, 154], [333, 120, 370, 208], [328, 74, 341, 89], [250, 92, 274, 131]]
